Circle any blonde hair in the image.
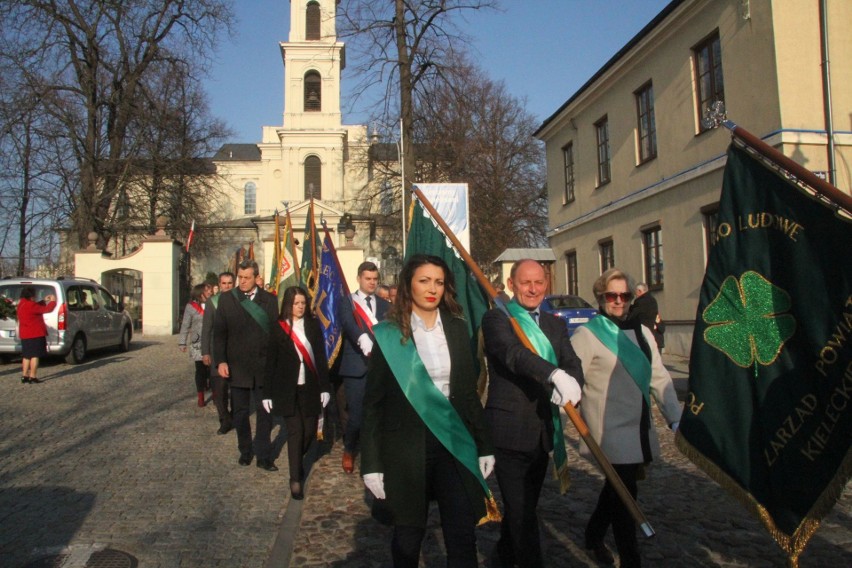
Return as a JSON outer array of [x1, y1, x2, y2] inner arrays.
[[592, 268, 633, 307]]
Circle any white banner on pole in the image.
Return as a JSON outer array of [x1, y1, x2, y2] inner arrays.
[[412, 183, 470, 252]]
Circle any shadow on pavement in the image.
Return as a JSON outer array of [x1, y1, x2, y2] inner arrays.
[[0, 486, 95, 566]]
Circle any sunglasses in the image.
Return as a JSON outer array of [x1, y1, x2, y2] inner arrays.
[[603, 291, 633, 303]]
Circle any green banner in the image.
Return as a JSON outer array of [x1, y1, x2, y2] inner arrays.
[[676, 144, 852, 565], [405, 198, 490, 345]]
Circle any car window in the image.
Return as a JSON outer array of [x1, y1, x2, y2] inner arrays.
[[549, 296, 593, 309], [0, 284, 57, 303], [98, 288, 118, 311], [80, 286, 99, 310]]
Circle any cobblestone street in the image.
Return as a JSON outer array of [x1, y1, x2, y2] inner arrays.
[[0, 338, 849, 567]]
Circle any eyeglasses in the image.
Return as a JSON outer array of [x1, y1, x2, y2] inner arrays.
[[603, 291, 633, 303]]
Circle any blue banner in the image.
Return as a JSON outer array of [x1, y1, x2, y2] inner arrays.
[[314, 234, 346, 366]]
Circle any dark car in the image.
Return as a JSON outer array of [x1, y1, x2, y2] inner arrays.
[[540, 294, 598, 334]]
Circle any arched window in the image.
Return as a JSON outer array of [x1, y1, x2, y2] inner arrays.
[[304, 156, 321, 200], [306, 1, 320, 40], [244, 181, 256, 215], [304, 71, 321, 112]]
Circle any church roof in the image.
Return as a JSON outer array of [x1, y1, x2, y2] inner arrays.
[[212, 143, 261, 161]]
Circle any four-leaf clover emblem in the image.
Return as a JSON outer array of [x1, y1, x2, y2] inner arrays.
[[703, 271, 796, 367]]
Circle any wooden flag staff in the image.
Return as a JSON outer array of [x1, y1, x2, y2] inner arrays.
[[412, 187, 656, 538]]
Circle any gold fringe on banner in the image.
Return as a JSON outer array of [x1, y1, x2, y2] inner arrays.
[[554, 459, 572, 495], [676, 432, 852, 567], [478, 494, 502, 525]]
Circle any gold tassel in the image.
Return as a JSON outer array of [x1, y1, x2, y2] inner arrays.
[[554, 460, 571, 495], [478, 495, 502, 525]]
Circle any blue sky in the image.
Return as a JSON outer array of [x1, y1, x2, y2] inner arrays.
[[205, 0, 672, 143]]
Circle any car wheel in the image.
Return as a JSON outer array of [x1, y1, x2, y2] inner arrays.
[[0, 354, 10, 365], [119, 327, 131, 352], [65, 334, 87, 364]]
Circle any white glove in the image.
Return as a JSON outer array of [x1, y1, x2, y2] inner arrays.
[[357, 333, 374, 356], [262, 399, 273, 413], [550, 369, 582, 407], [478, 455, 495, 479], [670, 421, 680, 432], [363, 472, 386, 499], [320, 392, 330, 408]]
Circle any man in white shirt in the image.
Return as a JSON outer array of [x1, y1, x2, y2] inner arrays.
[[338, 261, 391, 473]]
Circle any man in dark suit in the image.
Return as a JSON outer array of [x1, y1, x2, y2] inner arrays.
[[482, 259, 584, 568], [627, 282, 664, 350], [213, 260, 280, 471], [202, 271, 235, 435], [338, 261, 390, 473]]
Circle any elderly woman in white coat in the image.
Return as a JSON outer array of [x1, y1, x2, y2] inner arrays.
[[570, 268, 681, 568]]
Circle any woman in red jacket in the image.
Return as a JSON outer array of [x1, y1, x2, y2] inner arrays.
[[17, 286, 56, 384]]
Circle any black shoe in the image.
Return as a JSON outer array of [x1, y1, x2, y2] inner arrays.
[[586, 543, 614, 565], [238, 454, 253, 466], [28, 377, 40, 384], [289, 480, 304, 500], [257, 459, 278, 472], [21, 376, 29, 384], [217, 424, 233, 435]]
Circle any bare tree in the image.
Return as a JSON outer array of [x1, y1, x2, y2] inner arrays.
[[339, 0, 499, 195], [415, 55, 547, 266], [0, 0, 234, 250]]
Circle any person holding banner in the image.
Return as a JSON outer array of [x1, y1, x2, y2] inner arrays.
[[482, 259, 583, 568], [570, 268, 681, 567], [338, 261, 390, 473], [361, 255, 498, 568], [262, 286, 330, 500]]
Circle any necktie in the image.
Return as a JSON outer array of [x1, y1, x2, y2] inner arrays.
[[529, 310, 539, 325], [365, 295, 373, 313]]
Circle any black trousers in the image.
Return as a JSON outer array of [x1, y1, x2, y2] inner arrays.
[[493, 443, 549, 568], [284, 385, 318, 482], [210, 375, 231, 428], [193, 361, 209, 392], [585, 463, 641, 568], [391, 430, 478, 568], [230, 385, 273, 461]]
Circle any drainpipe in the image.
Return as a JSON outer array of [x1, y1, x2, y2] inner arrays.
[[819, 0, 836, 186]]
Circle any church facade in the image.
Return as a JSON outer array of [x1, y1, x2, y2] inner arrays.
[[195, 0, 402, 285]]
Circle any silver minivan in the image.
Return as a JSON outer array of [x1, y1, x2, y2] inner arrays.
[[0, 277, 133, 364]]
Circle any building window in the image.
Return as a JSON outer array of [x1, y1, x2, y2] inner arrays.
[[244, 182, 256, 215], [306, 1, 321, 40], [304, 71, 321, 112], [642, 225, 663, 289], [694, 32, 724, 132], [635, 82, 656, 163], [304, 156, 321, 199], [595, 116, 611, 186], [701, 203, 720, 258], [565, 251, 578, 296], [562, 143, 575, 204], [599, 239, 614, 272]]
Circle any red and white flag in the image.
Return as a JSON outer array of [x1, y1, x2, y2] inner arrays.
[[185, 220, 196, 252]]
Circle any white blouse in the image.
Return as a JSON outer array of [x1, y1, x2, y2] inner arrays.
[[411, 311, 451, 398]]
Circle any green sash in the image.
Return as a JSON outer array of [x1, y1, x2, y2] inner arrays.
[[505, 300, 570, 489], [373, 321, 500, 521], [584, 315, 651, 406], [232, 288, 271, 333]]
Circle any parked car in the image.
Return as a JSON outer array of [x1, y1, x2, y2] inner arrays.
[[0, 277, 133, 364], [540, 294, 598, 335]]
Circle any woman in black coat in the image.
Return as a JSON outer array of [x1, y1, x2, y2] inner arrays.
[[361, 255, 497, 567], [263, 286, 330, 499]]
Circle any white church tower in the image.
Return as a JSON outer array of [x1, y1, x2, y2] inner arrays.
[[207, 0, 374, 281]]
